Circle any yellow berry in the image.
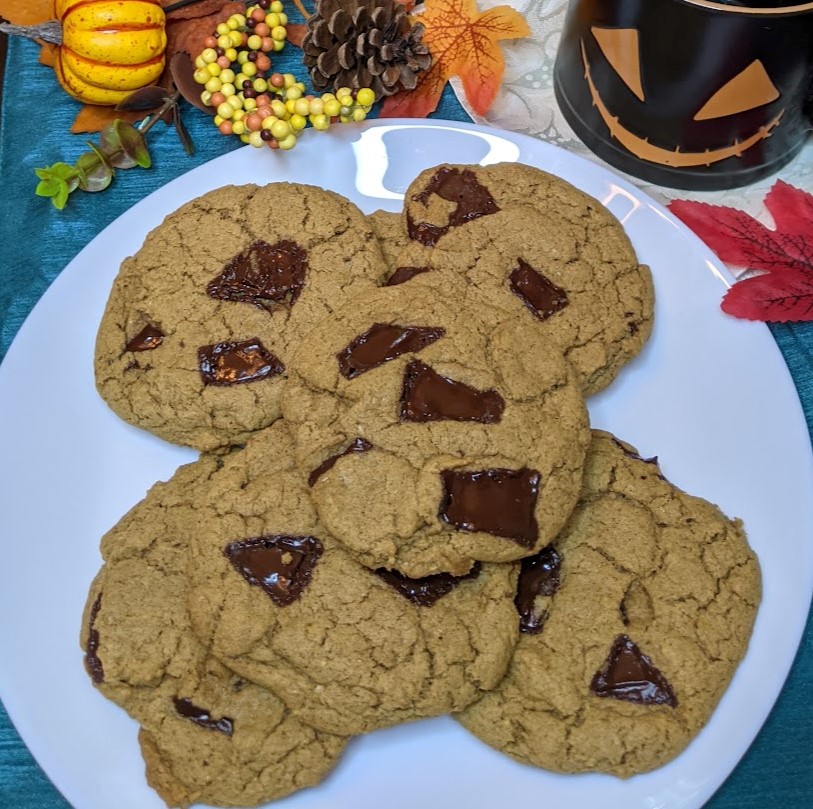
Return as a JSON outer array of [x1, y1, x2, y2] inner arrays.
[[240, 133, 251, 143], [270, 1, 283, 12], [262, 115, 277, 129], [290, 113, 307, 131], [225, 47, 238, 62], [243, 97, 257, 112], [206, 62, 221, 77], [336, 87, 352, 98], [271, 99, 287, 117], [308, 98, 324, 116], [340, 114, 352, 123], [233, 109, 246, 121], [221, 83, 236, 98], [278, 13, 288, 25], [278, 133, 297, 150], [204, 76, 222, 93], [227, 94, 243, 109], [248, 130, 265, 148], [201, 47, 217, 64], [273, 40, 285, 52], [271, 119, 291, 139], [242, 62, 258, 78], [356, 88, 375, 106], [293, 98, 310, 116], [235, 73, 249, 86], [232, 120, 246, 135], [226, 15, 239, 30], [253, 77, 268, 93], [310, 113, 330, 131], [213, 114, 224, 126], [285, 98, 297, 115], [247, 34, 263, 50], [193, 68, 210, 84], [217, 102, 235, 119], [200, 90, 212, 106], [271, 25, 287, 41], [194, 55, 206, 69], [283, 73, 296, 88], [217, 34, 232, 50], [323, 99, 341, 117], [219, 68, 235, 84], [237, 51, 249, 64], [216, 22, 230, 35], [337, 95, 353, 109], [285, 86, 302, 101], [265, 12, 280, 27], [353, 107, 366, 122], [229, 29, 244, 47]]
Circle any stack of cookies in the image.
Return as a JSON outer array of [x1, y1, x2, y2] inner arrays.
[[84, 163, 762, 808]]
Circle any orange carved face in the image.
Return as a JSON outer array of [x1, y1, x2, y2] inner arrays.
[[581, 27, 785, 167]]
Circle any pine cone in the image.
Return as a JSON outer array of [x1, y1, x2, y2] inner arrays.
[[302, 0, 432, 98]]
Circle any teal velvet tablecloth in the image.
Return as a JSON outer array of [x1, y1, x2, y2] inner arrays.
[[1, 25, 812, 809]]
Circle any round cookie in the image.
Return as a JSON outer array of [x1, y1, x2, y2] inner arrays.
[[95, 182, 388, 452], [185, 426, 521, 736], [80, 423, 347, 808], [455, 430, 762, 777], [400, 162, 654, 394], [279, 284, 591, 577]]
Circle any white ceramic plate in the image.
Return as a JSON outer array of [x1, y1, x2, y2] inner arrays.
[[0, 120, 811, 809]]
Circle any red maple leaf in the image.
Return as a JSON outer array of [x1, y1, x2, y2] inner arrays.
[[668, 181, 813, 322]]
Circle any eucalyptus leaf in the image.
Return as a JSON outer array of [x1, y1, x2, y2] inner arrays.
[[35, 178, 63, 197], [114, 120, 152, 169], [53, 184, 70, 210], [100, 123, 139, 169], [116, 85, 168, 112], [76, 147, 114, 193]]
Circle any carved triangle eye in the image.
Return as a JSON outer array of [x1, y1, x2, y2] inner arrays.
[[591, 26, 644, 102], [694, 60, 779, 121]]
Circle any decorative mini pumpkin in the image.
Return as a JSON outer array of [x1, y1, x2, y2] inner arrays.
[[53, 0, 167, 106]]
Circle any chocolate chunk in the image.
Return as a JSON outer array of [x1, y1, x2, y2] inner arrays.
[[308, 437, 373, 487], [385, 266, 431, 286], [207, 239, 308, 311], [509, 259, 569, 321], [224, 535, 323, 606], [408, 167, 500, 246], [337, 323, 445, 379], [439, 468, 541, 547], [400, 360, 505, 423], [84, 593, 104, 685], [591, 635, 677, 707], [374, 563, 482, 606], [198, 338, 284, 386], [125, 323, 164, 352], [515, 544, 561, 633], [173, 697, 234, 736]]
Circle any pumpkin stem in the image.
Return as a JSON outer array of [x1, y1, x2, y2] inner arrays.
[[0, 20, 62, 46]]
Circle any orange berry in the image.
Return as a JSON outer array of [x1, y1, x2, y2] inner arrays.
[[270, 73, 284, 88], [246, 111, 264, 130], [261, 36, 274, 52], [251, 7, 265, 21], [218, 120, 234, 135], [204, 36, 217, 49], [254, 22, 270, 36], [256, 105, 272, 120], [268, 138, 280, 149], [256, 54, 272, 72], [217, 56, 231, 69], [255, 93, 272, 107], [210, 91, 226, 107]]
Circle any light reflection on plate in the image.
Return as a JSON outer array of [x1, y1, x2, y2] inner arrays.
[[0, 120, 810, 809]]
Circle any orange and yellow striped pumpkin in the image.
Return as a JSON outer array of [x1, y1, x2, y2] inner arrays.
[[53, 0, 167, 106]]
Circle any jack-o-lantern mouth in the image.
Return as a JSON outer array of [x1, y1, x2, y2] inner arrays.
[[579, 39, 784, 168]]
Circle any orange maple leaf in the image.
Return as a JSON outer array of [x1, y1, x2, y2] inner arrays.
[[380, 0, 529, 119], [0, 0, 53, 26]]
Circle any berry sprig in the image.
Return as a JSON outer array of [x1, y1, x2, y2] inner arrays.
[[192, 1, 375, 151]]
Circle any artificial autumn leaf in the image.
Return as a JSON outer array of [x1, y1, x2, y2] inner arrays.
[[0, 0, 53, 26], [668, 182, 813, 322], [71, 106, 144, 135], [380, 0, 529, 119], [160, 0, 224, 20], [286, 22, 306, 48], [166, 0, 245, 63], [39, 42, 56, 68]]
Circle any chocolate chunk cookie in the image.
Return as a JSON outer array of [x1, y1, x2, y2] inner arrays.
[[79, 423, 347, 808], [456, 430, 761, 777], [184, 422, 520, 736], [401, 163, 654, 394], [280, 284, 591, 577], [95, 183, 388, 451]]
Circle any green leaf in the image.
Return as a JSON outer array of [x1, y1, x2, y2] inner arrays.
[[76, 147, 114, 193], [35, 178, 63, 198], [53, 183, 70, 210], [100, 122, 137, 169], [114, 120, 152, 169]]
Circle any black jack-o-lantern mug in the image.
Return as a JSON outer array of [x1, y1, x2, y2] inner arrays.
[[553, 0, 813, 190]]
